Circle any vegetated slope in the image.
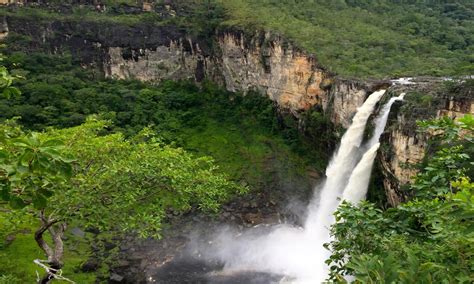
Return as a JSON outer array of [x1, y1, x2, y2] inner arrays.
[[216, 0, 473, 78], [0, 51, 330, 193]]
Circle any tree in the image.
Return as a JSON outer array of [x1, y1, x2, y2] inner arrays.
[[0, 62, 245, 283]]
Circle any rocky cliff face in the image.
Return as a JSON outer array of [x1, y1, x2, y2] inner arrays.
[[379, 80, 473, 206], [104, 31, 331, 114], [217, 32, 328, 113]]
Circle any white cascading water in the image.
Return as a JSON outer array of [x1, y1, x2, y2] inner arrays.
[[341, 93, 405, 205], [304, 90, 386, 236], [208, 90, 407, 283], [340, 143, 380, 204]]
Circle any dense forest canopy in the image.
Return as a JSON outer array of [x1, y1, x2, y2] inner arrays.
[[0, 50, 329, 282]]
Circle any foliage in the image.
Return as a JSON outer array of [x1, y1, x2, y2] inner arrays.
[[413, 115, 474, 198], [0, 0, 225, 39], [3, 0, 472, 77], [2, 116, 244, 235], [327, 115, 474, 283], [0, 213, 96, 283], [0, 56, 245, 282], [0, 52, 21, 100], [40, 117, 246, 238], [0, 131, 74, 210]]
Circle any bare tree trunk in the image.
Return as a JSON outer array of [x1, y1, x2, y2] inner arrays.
[[35, 210, 66, 284]]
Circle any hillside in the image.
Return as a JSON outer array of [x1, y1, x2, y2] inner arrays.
[[218, 0, 473, 78]]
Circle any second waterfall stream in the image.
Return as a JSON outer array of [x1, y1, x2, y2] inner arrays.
[[210, 90, 405, 283]]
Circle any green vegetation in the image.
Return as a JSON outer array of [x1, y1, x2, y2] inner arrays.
[[0, 212, 96, 283], [0, 50, 328, 282], [2, 2, 472, 283], [0, 0, 223, 38], [0, 55, 249, 282], [327, 114, 474, 283], [217, 0, 473, 77]]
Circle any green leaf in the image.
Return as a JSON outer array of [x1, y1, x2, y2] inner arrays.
[[19, 150, 34, 166], [32, 193, 47, 209], [12, 137, 33, 148], [59, 163, 73, 178], [38, 187, 54, 198], [0, 185, 10, 201], [9, 196, 27, 209], [0, 149, 8, 160], [41, 139, 65, 147]]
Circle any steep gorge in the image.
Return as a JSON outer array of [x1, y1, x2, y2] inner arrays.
[[2, 5, 473, 207]]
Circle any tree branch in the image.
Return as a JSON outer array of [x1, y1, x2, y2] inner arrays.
[[34, 259, 75, 284], [35, 210, 58, 261]]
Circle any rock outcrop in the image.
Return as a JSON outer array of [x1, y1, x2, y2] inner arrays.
[[104, 31, 331, 114], [379, 80, 473, 206]]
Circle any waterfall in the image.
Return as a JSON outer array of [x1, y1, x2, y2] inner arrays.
[[304, 90, 386, 234], [340, 143, 380, 204], [341, 93, 405, 205], [367, 93, 406, 148], [208, 90, 407, 284]]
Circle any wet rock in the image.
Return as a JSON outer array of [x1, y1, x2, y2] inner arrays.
[[120, 243, 132, 252], [263, 213, 281, 224], [116, 260, 130, 268], [250, 201, 258, 208], [81, 258, 99, 272], [140, 259, 148, 269], [222, 212, 231, 218], [104, 241, 116, 250], [70, 227, 85, 238], [110, 273, 124, 282], [243, 212, 263, 224], [85, 227, 100, 234]]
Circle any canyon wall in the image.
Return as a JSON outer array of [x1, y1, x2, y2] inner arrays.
[[104, 31, 331, 114], [380, 82, 473, 206]]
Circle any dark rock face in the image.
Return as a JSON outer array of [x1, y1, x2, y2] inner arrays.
[[81, 258, 99, 272], [6, 16, 188, 64], [377, 79, 473, 206]]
